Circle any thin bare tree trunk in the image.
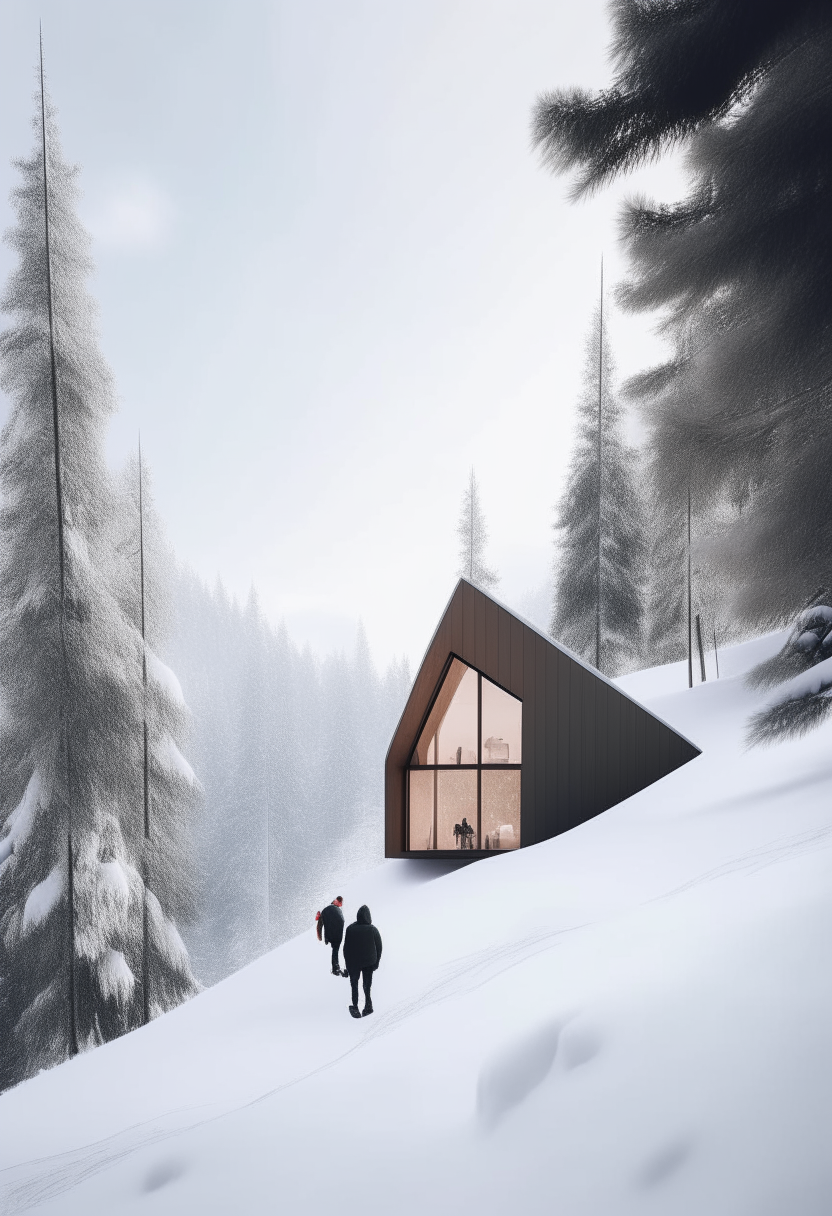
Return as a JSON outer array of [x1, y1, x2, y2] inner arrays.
[[695, 612, 706, 683], [596, 258, 603, 671], [712, 622, 720, 679], [687, 485, 693, 690]]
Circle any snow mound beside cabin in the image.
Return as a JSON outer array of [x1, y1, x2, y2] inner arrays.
[[2, 630, 832, 1216]]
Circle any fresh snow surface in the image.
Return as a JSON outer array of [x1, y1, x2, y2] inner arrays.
[[2, 630, 832, 1215]]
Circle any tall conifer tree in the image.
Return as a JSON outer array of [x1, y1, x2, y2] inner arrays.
[[533, 0, 832, 627], [456, 469, 499, 592], [112, 454, 201, 1016], [551, 300, 644, 676], [0, 70, 196, 1088]]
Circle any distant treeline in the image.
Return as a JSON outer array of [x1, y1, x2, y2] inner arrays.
[[167, 572, 411, 986]]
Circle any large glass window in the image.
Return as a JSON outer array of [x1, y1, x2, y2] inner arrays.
[[481, 678, 522, 765], [408, 658, 521, 852]]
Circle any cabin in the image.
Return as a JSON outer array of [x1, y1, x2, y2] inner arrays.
[[385, 579, 700, 858]]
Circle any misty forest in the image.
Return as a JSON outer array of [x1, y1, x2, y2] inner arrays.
[[1, 0, 831, 1098]]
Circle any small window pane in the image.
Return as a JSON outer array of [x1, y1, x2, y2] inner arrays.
[[481, 677, 522, 764], [437, 769, 478, 850], [412, 657, 468, 765], [408, 769, 434, 851], [437, 664, 478, 764], [481, 769, 520, 851]]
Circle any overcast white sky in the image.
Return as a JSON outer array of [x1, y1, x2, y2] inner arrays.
[[0, 1, 688, 670]]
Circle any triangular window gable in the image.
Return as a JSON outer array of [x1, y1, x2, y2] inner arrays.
[[408, 657, 521, 852]]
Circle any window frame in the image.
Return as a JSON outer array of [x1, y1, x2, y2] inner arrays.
[[406, 654, 522, 853]]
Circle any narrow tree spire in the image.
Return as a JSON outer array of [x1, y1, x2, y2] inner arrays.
[[456, 469, 499, 592], [551, 289, 645, 677], [469, 483, 474, 579], [40, 33, 65, 607], [138, 437, 151, 1025], [40, 29, 78, 1060]]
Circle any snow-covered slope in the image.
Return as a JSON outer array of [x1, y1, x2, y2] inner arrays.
[[2, 631, 832, 1216]]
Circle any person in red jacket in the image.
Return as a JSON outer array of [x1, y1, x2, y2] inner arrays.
[[316, 897, 346, 976]]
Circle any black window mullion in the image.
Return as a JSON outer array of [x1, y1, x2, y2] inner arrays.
[[477, 673, 482, 850], [433, 740, 437, 850]]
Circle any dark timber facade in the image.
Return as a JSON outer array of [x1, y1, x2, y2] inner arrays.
[[385, 579, 700, 859]]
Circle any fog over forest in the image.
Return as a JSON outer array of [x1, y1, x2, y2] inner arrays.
[[167, 570, 411, 985]]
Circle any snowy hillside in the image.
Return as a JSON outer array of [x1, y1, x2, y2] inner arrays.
[[2, 630, 832, 1216]]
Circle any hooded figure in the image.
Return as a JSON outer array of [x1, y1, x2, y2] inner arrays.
[[343, 904, 382, 1018]]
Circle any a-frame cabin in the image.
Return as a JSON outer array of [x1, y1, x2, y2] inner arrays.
[[385, 579, 700, 859]]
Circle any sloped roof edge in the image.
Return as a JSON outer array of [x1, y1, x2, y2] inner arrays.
[[386, 578, 701, 764]]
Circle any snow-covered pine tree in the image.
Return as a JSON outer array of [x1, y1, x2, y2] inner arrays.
[[456, 469, 499, 592], [533, 2, 832, 631], [0, 74, 193, 1089], [551, 298, 645, 677], [112, 453, 200, 1016], [746, 605, 832, 744]]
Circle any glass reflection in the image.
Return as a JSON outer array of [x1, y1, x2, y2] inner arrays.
[[437, 769, 478, 850], [408, 661, 474, 763], [408, 658, 522, 852], [437, 664, 478, 764], [408, 769, 434, 851], [481, 677, 522, 764], [481, 769, 520, 851]]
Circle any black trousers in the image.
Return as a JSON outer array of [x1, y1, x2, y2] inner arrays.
[[349, 967, 373, 1008], [330, 941, 342, 972]]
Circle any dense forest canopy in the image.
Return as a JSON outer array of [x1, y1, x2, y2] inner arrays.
[[534, 0, 832, 627]]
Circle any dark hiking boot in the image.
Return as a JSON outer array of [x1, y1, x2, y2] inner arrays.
[[349, 1005, 362, 1019], [332, 967, 341, 976], [341, 969, 349, 977], [362, 1002, 373, 1017]]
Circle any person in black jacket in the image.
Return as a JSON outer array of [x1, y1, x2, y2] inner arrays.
[[317, 897, 346, 976], [343, 904, 382, 1018]]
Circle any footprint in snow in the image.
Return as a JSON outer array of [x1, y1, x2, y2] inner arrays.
[[476, 1018, 562, 1129], [559, 1020, 602, 1070], [636, 1138, 692, 1189], [141, 1157, 188, 1194]]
